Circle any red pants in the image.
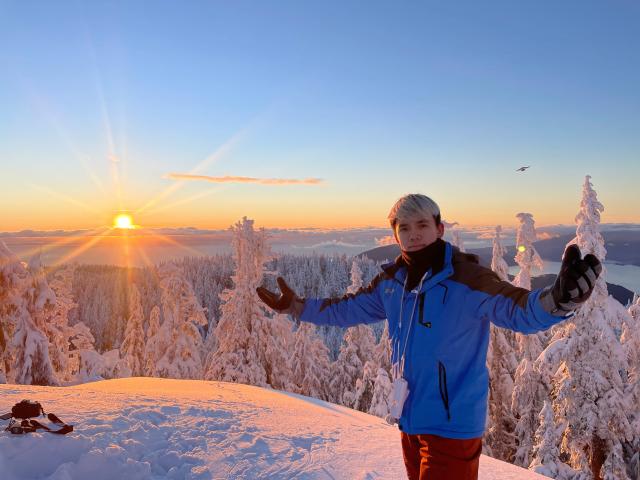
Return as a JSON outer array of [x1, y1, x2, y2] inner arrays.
[[400, 433, 482, 480]]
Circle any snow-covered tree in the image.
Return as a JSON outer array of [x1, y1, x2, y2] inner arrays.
[[47, 265, 76, 381], [205, 217, 274, 387], [68, 321, 103, 383], [347, 260, 364, 295], [154, 262, 208, 379], [623, 295, 640, 441], [529, 401, 562, 478], [253, 312, 295, 391], [368, 367, 392, 418], [330, 331, 364, 406], [101, 348, 132, 379], [121, 285, 146, 376], [510, 213, 546, 466], [485, 323, 517, 462], [513, 213, 543, 291], [550, 176, 634, 479], [144, 305, 162, 376], [491, 225, 509, 282], [11, 309, 57, 386], [291, 322, 331, 400], [331, 324, 376, 407], [0, 243, 58, 386], [352, 360, 378, 413], [374, 323, 392, 375], [484, 223, 519, 460]]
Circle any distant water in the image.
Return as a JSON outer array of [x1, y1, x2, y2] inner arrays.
[[508, 261, 640, 295]]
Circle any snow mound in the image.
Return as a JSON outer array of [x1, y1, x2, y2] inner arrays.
[[0, 378, 548, 479]]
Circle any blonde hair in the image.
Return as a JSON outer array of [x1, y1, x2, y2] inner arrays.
[[388, 194, 441, 229]]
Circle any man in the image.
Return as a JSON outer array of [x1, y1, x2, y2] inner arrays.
[[256, 194, 601, 480]]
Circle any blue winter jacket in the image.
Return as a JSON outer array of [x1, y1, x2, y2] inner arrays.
[[300, 242, 568, 439]]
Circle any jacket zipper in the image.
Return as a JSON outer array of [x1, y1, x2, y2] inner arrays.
[[438, 361, 451, 422]]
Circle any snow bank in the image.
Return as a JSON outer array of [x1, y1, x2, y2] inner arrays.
[[0, 378, 548, 479]]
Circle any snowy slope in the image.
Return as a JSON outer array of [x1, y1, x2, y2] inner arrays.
[[0, 378, 548, 480]]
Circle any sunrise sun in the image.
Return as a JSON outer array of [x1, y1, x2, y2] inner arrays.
[[113, 213, 135, 230]]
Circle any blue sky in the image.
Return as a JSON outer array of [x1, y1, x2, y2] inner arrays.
[[1, 0, 638, 230]]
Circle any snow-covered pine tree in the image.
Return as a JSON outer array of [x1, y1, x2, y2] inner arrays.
[[484, 224, 518, 460], [331, 324, 377, 408], [121, 284, 146, 376], [529, 400, 563, 478], [144, 305, 162, 376], [330, 330, 365, 406], [205, 217, 273, 387], [368, 367, 392, 418], [485, 322, 518, 462], [491, 225, 509, 282], [253, 312, 295, 391], [513, 213, 543, 291], [1, 242, 30, 383], [337, 261, 378, 410], [69, 321, 103, 382], [155, 262, 208, 379], [47, 265, 76, 381], [353, 360, 378, 413], [291, 321, 331, 400], [347, 260, 364, 294], [374, 323, 392, 375], [0, 244, 57, 385], [623, 294, 640, 446], [511, 212, 546, 467], [551, 176, 634, 480]]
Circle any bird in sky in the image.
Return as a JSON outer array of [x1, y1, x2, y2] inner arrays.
[[516, 166, 530, 172]]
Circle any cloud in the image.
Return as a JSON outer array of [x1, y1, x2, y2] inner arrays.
[[536, 231, 560, 241], [303, 240, 367, 249], [375, 235, 396, 246], [164, 173, 324, 185], [476, 232, 497, 240]]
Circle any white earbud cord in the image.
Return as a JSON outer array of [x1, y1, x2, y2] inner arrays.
[[394, 272, 427, 381]]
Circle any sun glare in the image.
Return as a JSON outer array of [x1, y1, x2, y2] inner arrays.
[[114, 213, 135, 229]]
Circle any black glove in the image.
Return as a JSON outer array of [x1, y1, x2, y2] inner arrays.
[[541, 244, 602, 315], [256, 277, 305, 318]]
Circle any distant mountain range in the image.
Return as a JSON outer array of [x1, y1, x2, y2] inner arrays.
[[360, 230, 640, 267], [358, 230, 640, 306]]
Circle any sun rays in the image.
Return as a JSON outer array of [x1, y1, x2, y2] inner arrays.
[[13, 32, 280, 272]]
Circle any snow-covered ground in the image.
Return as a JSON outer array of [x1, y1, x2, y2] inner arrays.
[[0, 378, 548, 480]]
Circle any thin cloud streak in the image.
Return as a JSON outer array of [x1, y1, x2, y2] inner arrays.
[[164, 173, 324, 185]]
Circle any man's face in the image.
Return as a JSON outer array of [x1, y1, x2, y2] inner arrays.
[[394, 215, 444, 252]]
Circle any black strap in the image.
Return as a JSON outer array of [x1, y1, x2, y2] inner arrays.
[[3, 413, 73, 435], [28, 418, 73, 435]]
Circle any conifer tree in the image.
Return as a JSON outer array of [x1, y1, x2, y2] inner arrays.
[[121, 285, 146, 376], [205, 218, 274, 387], [550, 176, 634, 479], [155, 262, 208, 379], [291, 322, 331, 400]]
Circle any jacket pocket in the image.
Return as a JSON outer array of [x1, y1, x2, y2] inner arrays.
[[438, 361, 451, 422]]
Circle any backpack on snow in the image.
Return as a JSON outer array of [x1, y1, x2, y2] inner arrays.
[[1, 399, 73, 435]]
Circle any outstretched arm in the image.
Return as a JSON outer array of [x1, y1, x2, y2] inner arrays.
[[257, 275, 387, 327], [478, 245, 602, 333]]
